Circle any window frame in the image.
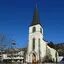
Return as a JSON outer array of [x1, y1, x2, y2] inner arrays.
[[40, 28, 42, 34], [32, 27, 36, 33], [32, 38, 35, 51]]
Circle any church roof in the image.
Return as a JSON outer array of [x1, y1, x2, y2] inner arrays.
[[30, 4, 40, 26]]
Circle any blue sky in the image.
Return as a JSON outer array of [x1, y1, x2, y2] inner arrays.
[[0, 0, 64, 48]]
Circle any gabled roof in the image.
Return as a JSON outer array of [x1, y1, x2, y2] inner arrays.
[[30, 4, 40, 26]]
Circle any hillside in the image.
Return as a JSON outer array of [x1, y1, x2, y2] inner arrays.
[[55, 43, 64, 56]]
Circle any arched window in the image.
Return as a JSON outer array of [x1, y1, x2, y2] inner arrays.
[[32, 38, 35, 50], [38, 39, 40, 48], [40, 28, 42, 34], [33, 53, 36, 57], [32, 27, 36, 33]]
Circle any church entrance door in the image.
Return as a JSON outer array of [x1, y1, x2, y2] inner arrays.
[[32, 53, 36, 62]]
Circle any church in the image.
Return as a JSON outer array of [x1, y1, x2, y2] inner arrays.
[[26, 5, 59, 63]]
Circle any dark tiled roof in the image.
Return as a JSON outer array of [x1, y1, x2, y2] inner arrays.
[[43, 39, 48, 42], [30, 5, 40, 26]]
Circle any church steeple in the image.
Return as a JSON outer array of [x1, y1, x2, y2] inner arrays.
[[30, 4, 40, 26]]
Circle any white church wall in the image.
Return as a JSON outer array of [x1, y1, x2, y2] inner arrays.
[[28, 24, 43, 53], [29, 24, 43, 35], [47, 45, 57, 62], [26, 24, 44, 62], [26, 23, 59, 62], [40, 40, 47, 60]]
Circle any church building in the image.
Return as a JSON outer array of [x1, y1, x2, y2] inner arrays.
[[26, 5, 59, 63]]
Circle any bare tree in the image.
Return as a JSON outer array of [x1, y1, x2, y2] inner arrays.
[[0, 34, 9, 62], [8, 40, 16, 62], [0, 33, 17, 63]]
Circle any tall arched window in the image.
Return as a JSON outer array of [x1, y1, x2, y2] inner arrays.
[[38, 39, 40, 48], [40, 28, 42, 34], [32, 38, 35, 50], [32, 27, 36, 33]]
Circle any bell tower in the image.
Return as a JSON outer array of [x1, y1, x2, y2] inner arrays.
[[29, 4, 43, 39], [27, 4, 44, 62]]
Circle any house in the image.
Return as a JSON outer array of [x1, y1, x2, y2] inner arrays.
[[0, 48, 25, 62]]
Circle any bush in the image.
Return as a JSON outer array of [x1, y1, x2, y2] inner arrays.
[[42, 55, 54, 63], [32, 60, 35, 64]]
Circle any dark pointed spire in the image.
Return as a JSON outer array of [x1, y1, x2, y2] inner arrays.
[[30, 4, 40, 26]]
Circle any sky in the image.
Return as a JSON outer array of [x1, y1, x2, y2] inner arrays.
[[0, 0, 64, 48]]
